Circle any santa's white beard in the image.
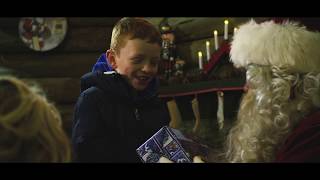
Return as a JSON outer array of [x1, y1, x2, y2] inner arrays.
[[226, 89, 283, 162]]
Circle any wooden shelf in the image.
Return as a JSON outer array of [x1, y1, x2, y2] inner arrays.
[[159, 78, 245, 98]]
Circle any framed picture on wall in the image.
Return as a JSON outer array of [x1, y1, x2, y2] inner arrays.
[[19, 17, 67, 52]]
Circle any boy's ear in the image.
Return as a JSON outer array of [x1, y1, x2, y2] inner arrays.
[[106, 49, 117, 69]]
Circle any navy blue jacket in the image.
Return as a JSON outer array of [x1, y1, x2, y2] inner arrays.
[[72, 54, 169, 162]]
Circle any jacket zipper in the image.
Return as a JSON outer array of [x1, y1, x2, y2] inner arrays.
[[134, 108, 141, 121]]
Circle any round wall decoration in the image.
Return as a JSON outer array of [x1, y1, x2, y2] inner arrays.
[[19, 17, 67, 52]]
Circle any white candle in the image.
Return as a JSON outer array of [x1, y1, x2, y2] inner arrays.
[[234, 27, 238, 36], [206, 41, 210, 61], [214, 30, 219, 50], [224, 20, 229, 40], [198, 51, 203, 70]]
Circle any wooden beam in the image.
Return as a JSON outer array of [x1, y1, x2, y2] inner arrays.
[[0, 18, 20, 28], [146, 17, 269, 43], [22, 78, 80, 104], [0, 26, 112, 53], [60, 26, 112, 52], [68, 17, 121, 27], [0, 53, 100, 77], [0, 17, 120, 28]]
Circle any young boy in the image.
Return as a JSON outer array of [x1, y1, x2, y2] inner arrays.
[[72, 18, 170, 162]]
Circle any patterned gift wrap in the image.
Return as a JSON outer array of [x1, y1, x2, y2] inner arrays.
[[136, 126, 192, 163]]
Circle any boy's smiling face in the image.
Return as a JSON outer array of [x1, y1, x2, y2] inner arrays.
[[107, 38, 161, 91]]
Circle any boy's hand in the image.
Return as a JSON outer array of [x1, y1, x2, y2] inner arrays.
[[158, 156, 173, 163], [193, 156, 205, 163], [158, 155, 205, 163]]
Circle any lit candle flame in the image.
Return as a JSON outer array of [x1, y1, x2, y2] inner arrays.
[[206, 41, 210, 61], [198, 51, 203, 70], [224, 20, 229, 40]]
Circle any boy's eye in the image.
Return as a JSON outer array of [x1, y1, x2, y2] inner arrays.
[[132, 58, 144, 64]]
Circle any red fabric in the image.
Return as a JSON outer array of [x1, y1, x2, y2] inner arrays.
[[203, 42, 230, 75], [275, 110, 320, 162], [265, 17, 320, 32]]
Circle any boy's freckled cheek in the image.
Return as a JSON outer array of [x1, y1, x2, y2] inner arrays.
[[123, 68, 132, 75]]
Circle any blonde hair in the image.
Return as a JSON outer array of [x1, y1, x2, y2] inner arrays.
[[0, 76, 71, 162], [224, 64, 320, 162], [110, 17, 161, 54]]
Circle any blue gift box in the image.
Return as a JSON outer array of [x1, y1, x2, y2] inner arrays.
[[136, 126, 193, 163]]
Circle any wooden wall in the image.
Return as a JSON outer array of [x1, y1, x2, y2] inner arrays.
[[0, 17, 255, 136], [4, 17, 318, 136], [0, 17, 120, 135]]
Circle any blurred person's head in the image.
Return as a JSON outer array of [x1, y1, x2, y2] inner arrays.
[[226, 19, 320, 162], [0, 76, 71, 162]]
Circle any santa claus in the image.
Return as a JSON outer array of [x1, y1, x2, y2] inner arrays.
[[225, 19, 320, 162]]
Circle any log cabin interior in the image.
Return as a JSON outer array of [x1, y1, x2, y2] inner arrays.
[[1, 17, 319, 152]]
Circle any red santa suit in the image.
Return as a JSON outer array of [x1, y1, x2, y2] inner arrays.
[[275, 110, 320, 162]]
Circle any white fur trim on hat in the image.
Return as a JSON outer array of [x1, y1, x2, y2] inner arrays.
[[230, 19, 320, 73]]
